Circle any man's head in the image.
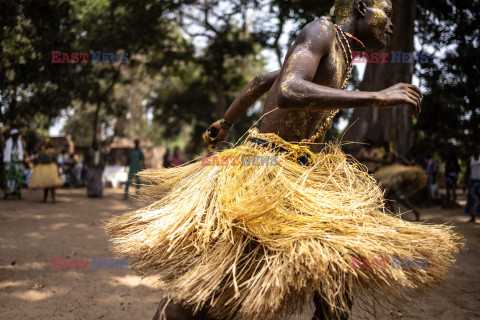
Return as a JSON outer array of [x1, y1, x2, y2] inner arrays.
[[10, 128, 19, 140], [335, 0, 394, 50], [134, 139, 140, 149]]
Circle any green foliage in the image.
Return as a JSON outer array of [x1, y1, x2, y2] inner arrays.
[[415, 0, 480, 159], [0, 0, 77, 127]]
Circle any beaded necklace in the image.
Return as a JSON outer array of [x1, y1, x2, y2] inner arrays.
[[301, 24, 366, 144]]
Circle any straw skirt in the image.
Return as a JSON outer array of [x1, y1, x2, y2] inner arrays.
[[374, 164, 427, 198], [106, 128, 463, 320], [28, 163, 64, 189]]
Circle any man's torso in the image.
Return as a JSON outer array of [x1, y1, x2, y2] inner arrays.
[[260, 20, 349, 151]]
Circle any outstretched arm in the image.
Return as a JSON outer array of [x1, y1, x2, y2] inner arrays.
[[277, 20, 422, 117], [204, 70, 280, 149]]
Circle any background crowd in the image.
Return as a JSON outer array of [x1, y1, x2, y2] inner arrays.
[[1, 126, 479, 222]]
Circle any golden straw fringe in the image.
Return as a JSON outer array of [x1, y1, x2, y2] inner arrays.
[[106, 128, 464, 320]]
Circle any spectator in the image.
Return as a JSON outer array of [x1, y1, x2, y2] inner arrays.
[[169, 147, 185, 168], [465, 145, 480, 223], [424, 152, 439, 203], [3, 129, 25, 199], [444, 151, 461, 208], [124, 139, 145, 199], [28, 138, 64, 203], [84, 141, 106, 197], [162, 149, 171, 168]]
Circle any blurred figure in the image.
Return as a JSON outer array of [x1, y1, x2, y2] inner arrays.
[[3, 129, 25, 199], [23, 153, 34, 186], [28, 139, 64, 203], [444, 151, 461, 208], [162, 149, 171, 168], [465, 145, 480, 223], [124, 139, 145, 199], [356, 140, 379, 174], [84, 141, 106, 197], [169, 147, 185, 168], [425, 152, 440, 203], [374, 141, 424, 221]]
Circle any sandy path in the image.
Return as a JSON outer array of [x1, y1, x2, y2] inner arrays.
[[0, 188, 479, 320]]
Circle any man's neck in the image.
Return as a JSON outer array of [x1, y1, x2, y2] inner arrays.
[[338, 20, 364, 53]]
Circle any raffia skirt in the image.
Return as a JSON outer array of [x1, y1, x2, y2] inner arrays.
[[373, 164, 427, 198], [106, 128, 463, 320], [28, 163, 64, 189]]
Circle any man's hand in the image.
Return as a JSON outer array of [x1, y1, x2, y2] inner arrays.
[[203, 121, 229, 151], [378, 83, 423, 117]]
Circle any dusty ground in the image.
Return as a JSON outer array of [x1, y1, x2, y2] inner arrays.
[[0, 188, 479, 320]]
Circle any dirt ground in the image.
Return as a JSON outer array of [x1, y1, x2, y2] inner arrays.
[[0, 188, 479, 320]]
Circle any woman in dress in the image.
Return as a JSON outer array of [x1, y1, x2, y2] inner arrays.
[[28, 139, 64, 203]]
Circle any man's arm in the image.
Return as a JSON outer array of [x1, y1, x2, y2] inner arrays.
[[204, 70, 280, 149], [277, 20, 422, 117], [224, 70, 280, 124]]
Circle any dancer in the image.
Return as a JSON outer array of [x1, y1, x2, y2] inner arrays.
[[124, 139, 145, 199], [28, 139, 64, 203], [3, 129, 25, 199], [373, 141, 425, 221], [464, 145, 480, 223], [108, 1, 463, 319]]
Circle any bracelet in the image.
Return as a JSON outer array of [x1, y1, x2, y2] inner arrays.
[[219, 119, 234, 131], [222, 118, 234, 128]]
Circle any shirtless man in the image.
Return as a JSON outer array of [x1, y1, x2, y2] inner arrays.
[[156, 0, 423, 319], [205, 0, 421, 152]]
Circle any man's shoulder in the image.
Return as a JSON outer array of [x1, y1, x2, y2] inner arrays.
[[296, 19, 336, 52]]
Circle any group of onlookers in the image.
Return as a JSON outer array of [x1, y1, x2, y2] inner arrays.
[[1, 128, 187, 203]]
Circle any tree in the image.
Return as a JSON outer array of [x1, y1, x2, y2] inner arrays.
[[0, 0, 77, 128], [145, 0, 269, 154], [413, 0, 480, 159], [68, 0, 194, 143]]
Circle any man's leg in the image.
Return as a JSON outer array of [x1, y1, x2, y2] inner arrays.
[[152, 300, 216, 320], [135, 174, 141, 196], [124, 171, 132, 199]]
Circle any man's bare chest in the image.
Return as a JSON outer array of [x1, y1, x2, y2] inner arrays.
[[312, 43, 349, 89]]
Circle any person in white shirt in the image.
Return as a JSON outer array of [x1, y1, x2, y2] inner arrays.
[[465, 145, 480, 222]]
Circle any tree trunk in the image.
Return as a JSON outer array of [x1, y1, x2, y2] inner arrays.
[[343, 0, 417, 155]]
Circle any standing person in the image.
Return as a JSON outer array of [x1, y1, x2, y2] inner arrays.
[[464, 145, 480, 223], [162, 149, 171, 168], [169, 147, 185, 167], [124, 139, 145, 199], [28, 139, 64, 203], [444, 150, 461, 208], [107, 2, 463, 320], [3, 129, 25, 199], [84, 141, 106, 197], [424, 152, 439, 203]]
